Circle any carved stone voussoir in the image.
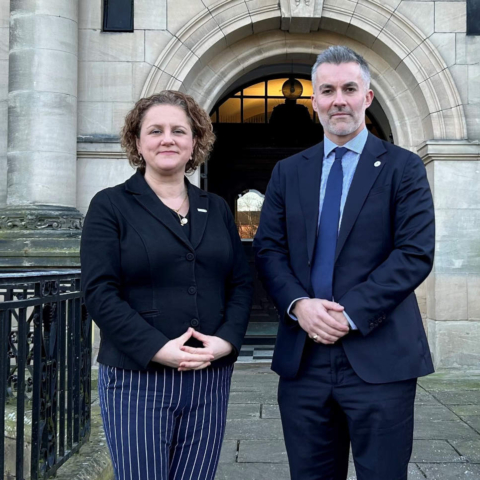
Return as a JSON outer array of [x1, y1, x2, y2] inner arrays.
[[280, 0, 324, 33], [0, 206, 84, 231]]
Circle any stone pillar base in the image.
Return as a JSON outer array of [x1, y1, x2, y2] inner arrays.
[[428, 319, 480, 370], [0, 205, 83, 268]]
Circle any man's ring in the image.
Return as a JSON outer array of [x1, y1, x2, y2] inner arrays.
[[312, 334, 318, 341]]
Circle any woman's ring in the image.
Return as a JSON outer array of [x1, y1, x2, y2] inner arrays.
[[312, 334, 318, 341]]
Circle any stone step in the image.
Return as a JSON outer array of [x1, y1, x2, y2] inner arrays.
[[244, 322, 278, 347]]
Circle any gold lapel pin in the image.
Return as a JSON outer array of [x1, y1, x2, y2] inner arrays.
[[374, 161, 381, 167]]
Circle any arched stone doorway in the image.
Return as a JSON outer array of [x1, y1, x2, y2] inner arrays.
[[140, 7, 466, 152], [141, 20, 466, 190], [139, 2, 470, 362]]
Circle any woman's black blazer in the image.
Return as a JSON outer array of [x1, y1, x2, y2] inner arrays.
[[81, 170, 253, 371]]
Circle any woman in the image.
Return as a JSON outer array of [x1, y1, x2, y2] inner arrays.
[[81, 91, 253, 480]]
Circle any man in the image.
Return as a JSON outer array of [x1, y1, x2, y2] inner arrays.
[[253, 46, 435, 480]]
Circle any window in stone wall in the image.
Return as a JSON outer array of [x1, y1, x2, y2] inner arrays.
[[210, 76, 385, 138], [211, 78, 318, 125], [103, 0, 134, 32], [467, 0, 480, 35]]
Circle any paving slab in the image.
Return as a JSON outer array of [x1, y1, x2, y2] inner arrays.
[[411, 439, 465, 463], [418, 373, 480, 392], [450, 405, 480, 417], [261, 404, 281, 419], [237, 439, 288, 463], [449, 439, 480, 463], [218, 440, 238, 464], [227, 403, 261, 419], [407, 464, 428, 479], [346, 463, 426, 480], [463, 416, 480, 432], [415, 389, 442, 405], [224, 418, 285, 440], [431, 391, 480, 405], [418, 463, 480, 479], [414, 404, 460, 422], [215, 462, 291, 479], [414, 420, 479, 440], [228, 390, 279, 404]]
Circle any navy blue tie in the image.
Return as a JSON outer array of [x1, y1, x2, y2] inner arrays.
[[311, 147, 348, 300]]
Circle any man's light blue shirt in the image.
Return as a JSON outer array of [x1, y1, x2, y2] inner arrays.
[[288, 127, 370, 330]]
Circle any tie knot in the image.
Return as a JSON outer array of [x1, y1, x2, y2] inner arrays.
[[334, 147, 349, 161]]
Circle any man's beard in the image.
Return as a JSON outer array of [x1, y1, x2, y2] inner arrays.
[[324, 109, 363, 137]]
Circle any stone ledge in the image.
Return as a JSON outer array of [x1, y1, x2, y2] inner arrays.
[[418, 140, 480, 164]]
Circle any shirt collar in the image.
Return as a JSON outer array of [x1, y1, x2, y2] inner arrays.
[[324, 127, 369, 158]]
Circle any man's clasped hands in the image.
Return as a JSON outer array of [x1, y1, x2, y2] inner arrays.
[[293, 299, 350, 344]]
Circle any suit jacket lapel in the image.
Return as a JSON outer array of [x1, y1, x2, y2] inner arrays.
[[126, 171, 194, 251], [335, 134, 387, 262], [187, 181, 209, 250], [298, 142, 323, 263]]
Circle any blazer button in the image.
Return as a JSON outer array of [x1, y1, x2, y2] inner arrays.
[[190, 318, 199, 327], [188, 286, 197, 295], [186, 253, 195, 261]]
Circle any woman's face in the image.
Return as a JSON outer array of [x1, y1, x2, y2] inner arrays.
[[136, 104, 195, 178]]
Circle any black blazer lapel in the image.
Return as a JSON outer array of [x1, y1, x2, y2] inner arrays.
[[335, 134, 387, 262], [298, 142, 323, 262], [125, 170, 194, 251], [187, 181, 209, 250]]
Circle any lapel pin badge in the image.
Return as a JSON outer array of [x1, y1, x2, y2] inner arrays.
[[374, 161, 381, 167], [197, 208, 207, 213]]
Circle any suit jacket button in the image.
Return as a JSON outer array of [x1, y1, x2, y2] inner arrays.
[[186, 253, 195, 261], [188, 286, 197, 295], [191, 318, 199, 327]]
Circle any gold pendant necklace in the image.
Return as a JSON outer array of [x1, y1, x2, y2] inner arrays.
[[173, 191, 189, 226]]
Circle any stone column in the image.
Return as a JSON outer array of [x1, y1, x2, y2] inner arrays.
[[418, 141, 480, 370], [0, 0, 82, 267]]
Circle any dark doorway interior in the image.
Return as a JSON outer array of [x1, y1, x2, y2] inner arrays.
[[204, 75, 390, 346]]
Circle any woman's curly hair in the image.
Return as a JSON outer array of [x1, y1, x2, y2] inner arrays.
[[121, 91, 215, 174]]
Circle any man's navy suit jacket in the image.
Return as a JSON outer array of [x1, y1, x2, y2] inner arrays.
[[253, 133, 435, 384]]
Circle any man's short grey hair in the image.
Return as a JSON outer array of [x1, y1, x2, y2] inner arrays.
[[311, 46, 371, 91]]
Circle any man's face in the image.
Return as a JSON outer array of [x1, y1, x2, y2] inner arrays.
[[311, 62, 374, 145]]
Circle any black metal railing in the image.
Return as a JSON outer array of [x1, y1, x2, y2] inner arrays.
[[0, 270, 91, 480]]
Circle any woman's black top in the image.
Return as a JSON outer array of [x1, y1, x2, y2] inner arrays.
[[80, 171, 253, 371]]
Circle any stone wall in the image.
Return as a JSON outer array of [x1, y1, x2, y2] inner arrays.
[[77, 0, 169, 211], [424, 154, 480, 369], [0, 0, 9, 206], [76, 0, 475, 210]]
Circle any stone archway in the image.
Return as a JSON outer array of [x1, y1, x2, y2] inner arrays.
[[140, 0, 466, 153]]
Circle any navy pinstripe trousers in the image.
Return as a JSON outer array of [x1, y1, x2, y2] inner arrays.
[[98, 363, 233, 480]]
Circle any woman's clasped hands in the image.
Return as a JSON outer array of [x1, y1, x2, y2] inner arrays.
[[152, 327, 233, 371]]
